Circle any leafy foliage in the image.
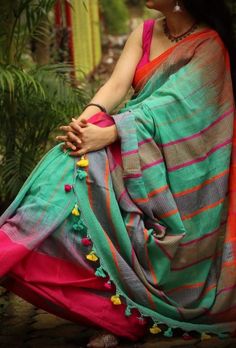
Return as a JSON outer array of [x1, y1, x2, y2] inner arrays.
[[100, 0, 129, 35], [0, 1, 90, 210]]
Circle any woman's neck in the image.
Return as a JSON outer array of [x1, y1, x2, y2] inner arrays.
[[163, 10, 197, 36]]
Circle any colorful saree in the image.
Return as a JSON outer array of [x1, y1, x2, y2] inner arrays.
[[1, 28, 236, 339]]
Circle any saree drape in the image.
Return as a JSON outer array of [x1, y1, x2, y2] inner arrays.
[[0, 29, 236, 338]]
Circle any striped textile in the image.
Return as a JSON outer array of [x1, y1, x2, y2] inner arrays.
[[0, 29, 236, 337]]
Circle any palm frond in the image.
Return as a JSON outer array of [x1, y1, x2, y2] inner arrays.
[[31, 63, 89, 114], [2, 154, 36, 197], [0, 64, 45, 96]]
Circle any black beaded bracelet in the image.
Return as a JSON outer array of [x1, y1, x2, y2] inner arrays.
[[83, 103, 107, 113]]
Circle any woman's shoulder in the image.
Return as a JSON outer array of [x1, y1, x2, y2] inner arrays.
[[125, 21, 146, 50], [128, 18, 156, 45], [130, 18, 156, 37], [128, 21, 143, 42]]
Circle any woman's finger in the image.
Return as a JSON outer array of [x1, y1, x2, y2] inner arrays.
[[72, 118, 88, 126], [66, 141, 77, 150], [69, 122, 85, 134], [67, 131, 82, 144], [56, 135, 78, 148], [57, 137, 77, 150], [56, 135, 68, 142], [69, 147, 87, 156], [59, 125, 73, 132]]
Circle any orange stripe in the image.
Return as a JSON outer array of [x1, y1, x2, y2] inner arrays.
[[198, 284, 216, 299], [149, 185, 169, 197], [174, 169, 229, 198], [102, 227, 121, 273], [182, 198, 224, 220], [102, 162, 121, 273], [145, 287, 157, 311], [167, 282, 216, 299], [85, 160, 121, 273], [104, 161, 111, 217], [134, 185, 168, 204], [104, 159, 120, 250], [222, 260, 236, 267], [126, 212, 135, 237], [167, 281, 205, 294], [159, 209, 178, 219]]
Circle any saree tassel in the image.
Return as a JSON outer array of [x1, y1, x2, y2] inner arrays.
[[73, 220, 86, 232], [149, 323, 162, 335], [110, 294, 122, 305], [86, 251, 99, 262], [77, 221, 87, 232], [201, 332, 212, 341], [95, 266, 107, 278], [73, 223, 80, 231], [104, 280, 113, 290], [64, 184, 72, 192], [125, 305, 132, 317], [182, 332, 193, 340], [164, 327, 173, 338], [72, 204, 80, 216], [72, 208, 80, 216], [77, 156, 89, 168], [77, 169, 87, 180], [81, 236, 92, 247]]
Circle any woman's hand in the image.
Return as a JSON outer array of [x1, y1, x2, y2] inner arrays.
[[56, 119, 86, 152], [56, 118, 118, 156]]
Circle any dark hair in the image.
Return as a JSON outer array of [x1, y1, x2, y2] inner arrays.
[[182, 0, 236, 100]]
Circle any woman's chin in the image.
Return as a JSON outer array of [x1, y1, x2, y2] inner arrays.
[[145, 1, 157, 10]]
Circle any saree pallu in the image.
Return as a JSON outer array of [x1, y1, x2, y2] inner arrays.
[[0, 29, 236, 339]]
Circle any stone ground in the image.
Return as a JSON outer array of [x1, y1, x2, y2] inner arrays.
[[0, 288, 236, 348]]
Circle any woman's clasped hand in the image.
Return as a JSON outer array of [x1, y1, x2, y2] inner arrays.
[[56, 117, 118, 156]]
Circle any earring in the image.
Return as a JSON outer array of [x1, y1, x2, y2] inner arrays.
[[173, 1, 182, 12]]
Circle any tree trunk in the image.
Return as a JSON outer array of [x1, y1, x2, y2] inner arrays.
[[32, 18, 51, 65]]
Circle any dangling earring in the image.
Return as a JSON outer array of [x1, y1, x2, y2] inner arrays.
[[173, 0, 182, 12]]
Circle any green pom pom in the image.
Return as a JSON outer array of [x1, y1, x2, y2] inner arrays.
[[125, 305, 132, 317], [77, 169, 87, 180], [164, 327, 173, 338], [73, 220, 87, 232], [95, 266, 107, 278]]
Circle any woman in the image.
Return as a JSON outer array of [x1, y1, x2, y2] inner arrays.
[[0, 0, 236, 347]]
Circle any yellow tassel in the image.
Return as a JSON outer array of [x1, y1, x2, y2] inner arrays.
[[110, 295, 122, 305], [72, 207, 80, 216], [201, 332, 212, 341], [77, 156, 89, 168], [150, 324, 162, 335], [86, 252, 98, 262]]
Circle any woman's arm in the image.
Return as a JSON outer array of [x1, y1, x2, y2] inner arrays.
[[76, 22, 144, 121], [57, 22, 144, 154]]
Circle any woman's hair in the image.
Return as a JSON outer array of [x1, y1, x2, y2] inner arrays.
[[182, 0, 236, 100]]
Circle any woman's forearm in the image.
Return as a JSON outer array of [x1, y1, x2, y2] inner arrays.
[[77, 79, 128, 121]]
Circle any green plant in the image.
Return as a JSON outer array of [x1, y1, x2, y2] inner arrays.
[[0, 0, 90, 211], [100, 0, 129, 35], [226, 0, 236, 36]]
